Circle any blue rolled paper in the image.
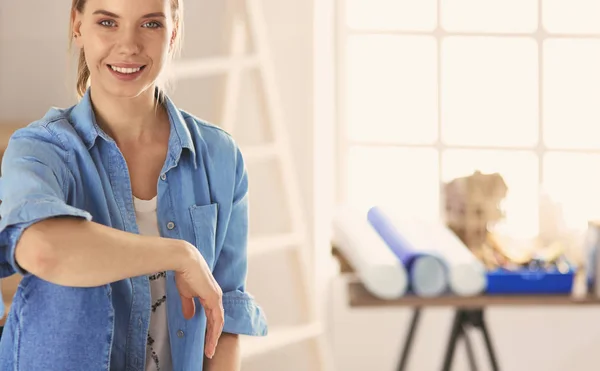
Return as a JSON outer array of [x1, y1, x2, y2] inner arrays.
[[367, 206, 448, 297]]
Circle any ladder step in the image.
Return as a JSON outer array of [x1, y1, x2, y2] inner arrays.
[[171, 56, 260, 79], [241, 323, 323, 359], [248, 233, 304, 257]]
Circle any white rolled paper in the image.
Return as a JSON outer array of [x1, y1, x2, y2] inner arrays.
[[332, 207, 409, 300], [428, 222, 487, 296]]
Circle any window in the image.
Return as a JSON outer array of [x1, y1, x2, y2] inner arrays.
[[336, 0, 600, 240]]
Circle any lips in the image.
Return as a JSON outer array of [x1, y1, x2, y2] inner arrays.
[[107, 64, 146, 81], [108, 64, 146, 74]]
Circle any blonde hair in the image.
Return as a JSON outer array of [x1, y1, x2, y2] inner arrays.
[[68, 0, 184, 99]]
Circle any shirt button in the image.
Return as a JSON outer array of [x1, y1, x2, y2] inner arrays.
[[167, 221, 175, 230], [160, 173, 167, 181], [177, 330, 185, 338]]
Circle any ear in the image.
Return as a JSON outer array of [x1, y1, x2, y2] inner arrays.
[[72, 10, 84, 48], [169, 24, 178, 53]]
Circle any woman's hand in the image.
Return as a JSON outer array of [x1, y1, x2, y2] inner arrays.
[[175, 242, 224, 359]]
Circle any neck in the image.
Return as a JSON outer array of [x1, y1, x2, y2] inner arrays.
[[89, 86, 167, 145]]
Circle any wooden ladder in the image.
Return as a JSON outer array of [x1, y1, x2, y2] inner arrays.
[[170, 1, 334, 369]]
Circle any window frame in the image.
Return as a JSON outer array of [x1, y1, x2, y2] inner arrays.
[[334, 0, 600, 239]]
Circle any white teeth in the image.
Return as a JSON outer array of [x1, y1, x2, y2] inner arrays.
[[110, 66, 142, 74]]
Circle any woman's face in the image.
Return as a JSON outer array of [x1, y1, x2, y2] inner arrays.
[[72, 0, 176, 99]]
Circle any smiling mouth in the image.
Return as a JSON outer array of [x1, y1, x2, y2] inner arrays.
[[107, 65, 146, 74]]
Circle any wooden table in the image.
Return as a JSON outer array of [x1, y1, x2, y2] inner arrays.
[[332, 247, 600, 371]]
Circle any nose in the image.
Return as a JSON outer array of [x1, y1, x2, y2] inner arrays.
[[116, 27, 141, 55]]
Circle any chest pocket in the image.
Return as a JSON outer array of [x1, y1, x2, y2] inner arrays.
[[189, 203, 218, 268]]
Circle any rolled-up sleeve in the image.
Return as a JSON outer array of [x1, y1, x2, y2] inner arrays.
[[0, 127, 92, 278], [212, 146, 268, 336]]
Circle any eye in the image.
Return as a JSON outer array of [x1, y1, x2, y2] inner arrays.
[[99, 19, 116, 27], [142, 21, 162, 29]]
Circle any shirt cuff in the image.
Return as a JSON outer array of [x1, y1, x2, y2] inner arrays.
[[0, 200, 92, 277], [222, 290, 268, 336]]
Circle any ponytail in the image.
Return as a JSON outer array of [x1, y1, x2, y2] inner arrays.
[[76, 48, 90, 98]]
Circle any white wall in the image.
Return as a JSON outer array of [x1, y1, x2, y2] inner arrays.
[[0, 2, 78, 121]]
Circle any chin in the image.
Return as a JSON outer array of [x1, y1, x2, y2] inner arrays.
[[105, 84, 150, 99], [97, 79, 158, 101]]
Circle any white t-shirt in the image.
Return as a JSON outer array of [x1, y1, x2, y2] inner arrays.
[[134, 195, 172, 371]]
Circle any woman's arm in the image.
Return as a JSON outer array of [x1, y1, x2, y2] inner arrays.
[[17, 216, 224, 359], [0, 127, 224, 358], [201, 145, 267, 367], [204, 333, 240, 371], [0, 127, 191, 287], [16, 217, 190, 287], [206, 145, 267, 337]]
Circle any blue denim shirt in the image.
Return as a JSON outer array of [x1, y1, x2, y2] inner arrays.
[[0, 89, 268, 370]]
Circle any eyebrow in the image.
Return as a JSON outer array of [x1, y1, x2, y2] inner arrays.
[[92, 10, 166, 18]]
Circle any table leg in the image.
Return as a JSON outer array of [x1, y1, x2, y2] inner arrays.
[[396, 308, 422, 371], [456, 309, 500, 371], [441, 310, 463, 371], [478, 314, 499, 371], [462, 323, 479, 371], [396, 307, 499, 371]]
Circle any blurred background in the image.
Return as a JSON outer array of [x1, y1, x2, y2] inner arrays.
[[3, 0, 600, 370]]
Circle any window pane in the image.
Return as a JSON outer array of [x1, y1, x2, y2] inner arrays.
[[442, 0, 537, 33], [345, 0, 437, 31], [441, 37, 539, 147], [543, 152, 600, 230], [543, 39, 600, 149], [543, 0, 600, 34], [442, 150, 539, 239], [346, 35, 438, 145], [346, 146, 439, 221]]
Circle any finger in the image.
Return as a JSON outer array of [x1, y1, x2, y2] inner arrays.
[[204, 303, 224, 358], [180, 295, 196, 320], [204, 311, 215, 359], [204, 313, 218, 358]]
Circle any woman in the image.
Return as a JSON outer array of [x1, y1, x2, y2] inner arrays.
[[0, 0, 267, 370]]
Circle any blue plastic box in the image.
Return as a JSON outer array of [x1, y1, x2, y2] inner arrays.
[[485, 267, 575, 295]]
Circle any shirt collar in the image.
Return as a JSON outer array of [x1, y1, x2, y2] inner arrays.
[[69, 88, 197, 169]]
